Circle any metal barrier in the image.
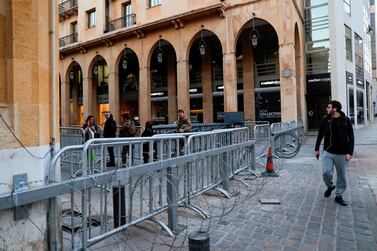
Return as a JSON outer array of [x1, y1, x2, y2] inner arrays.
[[152, 123, 229, 134], [60, 127, 85, 148], [49, 128, 256, 250]]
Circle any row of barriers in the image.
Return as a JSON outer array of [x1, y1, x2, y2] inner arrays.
[[0, 122, 304, 250], [0, 128, 255, 250]]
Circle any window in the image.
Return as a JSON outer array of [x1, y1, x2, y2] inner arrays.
[[123, 2, 133, 27], [354, 32, 364, 87], [71, 21, 77, 34], [304, 0, 327, 8], [87, 9, 96, 28], [149, 0, 161, 7], [345, 25, 352, 61], [344, 0, 351, 15], [371, 13, 376, 69]]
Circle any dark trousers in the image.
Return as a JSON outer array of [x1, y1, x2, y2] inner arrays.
[[108, 147, 115, 164]]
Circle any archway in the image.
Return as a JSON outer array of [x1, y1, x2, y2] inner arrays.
[[188, 29, 223, 123], [235, 18, 281, 123], [118, 47, 139, 121], [66, 61, 83, 125], [90, 54, 109, 125], [149, 39, 177, 124]]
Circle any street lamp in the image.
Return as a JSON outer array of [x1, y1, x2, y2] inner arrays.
[[250, 18, 259, 48], [122, 45, 128, 70], [199, 25, 206, 56], [157, 36, 163, 64], [69, 71, 74, 80], [93, 51, 99, 75]]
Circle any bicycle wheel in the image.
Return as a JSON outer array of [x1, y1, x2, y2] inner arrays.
[[273, 132, 300, 158]]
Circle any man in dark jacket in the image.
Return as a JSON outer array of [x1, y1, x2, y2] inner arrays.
[[103, 112, 117, 167], [315, 100, 354, 206]]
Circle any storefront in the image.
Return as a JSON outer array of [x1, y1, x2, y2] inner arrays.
[[306, 73, 331, 130], [255, 79, 281, 123]]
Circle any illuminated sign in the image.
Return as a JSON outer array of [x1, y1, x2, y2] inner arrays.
[[260, 80, 280, 87]]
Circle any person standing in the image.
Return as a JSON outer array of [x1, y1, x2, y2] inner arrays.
[[83, 115, 100, 142], [176, 109, 192, 133], [141, 121, 155, 163], [119, 113, 136, 165], [315, 100, 354, 206], [103, 112, 117, 167]]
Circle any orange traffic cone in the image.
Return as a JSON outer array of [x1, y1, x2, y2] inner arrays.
[[266, 147, 275, 173], [262, 147, 279, 177]]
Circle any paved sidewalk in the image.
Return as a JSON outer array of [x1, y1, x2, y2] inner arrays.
[[89, 122, 377, 251], [209, 122, 377, 251]]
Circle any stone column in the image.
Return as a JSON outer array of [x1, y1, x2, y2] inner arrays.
[[176, 59, 190, 114], [202, 49, 213, 123], [83, 76, 93, 119], [108, 71, 120, 123], [139, 66, 151, 125], [223, 52, 238, 112], [60, 79, 70, 126], [167, 53, 177, 123], [242, 35, 255, 121], [279, 43, 298, 122]]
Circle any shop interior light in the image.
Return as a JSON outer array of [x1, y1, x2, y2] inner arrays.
[[70, 71, 74, 80], [199, 25, 206, 56]]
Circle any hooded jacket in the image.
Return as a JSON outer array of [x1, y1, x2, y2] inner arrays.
[[315, 111, 354, 155]]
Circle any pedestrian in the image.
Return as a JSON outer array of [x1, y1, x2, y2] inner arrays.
[[175, 109, 192, 133], [119, 113, 136, 165], [83, 115, 100, 142], [141, 120, 155, 163], [103, 112, 117, 167], [314, 100, 354, 206]]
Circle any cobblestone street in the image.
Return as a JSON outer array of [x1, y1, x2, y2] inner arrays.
[[209, 122, 377, 251]]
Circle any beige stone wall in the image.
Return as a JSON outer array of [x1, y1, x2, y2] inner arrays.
[[0, 0, 59, 249], [59, 0, 306, 125]]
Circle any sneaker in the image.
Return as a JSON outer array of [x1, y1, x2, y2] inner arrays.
[[335, 196, 347, 206], [324, 185, 335, 197], [106, 162, 115, 167]]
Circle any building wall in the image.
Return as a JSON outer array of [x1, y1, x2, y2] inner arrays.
[[59, 0, 306, 126], [0, 0, 59, 250]]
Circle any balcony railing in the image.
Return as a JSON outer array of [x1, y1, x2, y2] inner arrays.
[[59, 0, 78, 16], [59, 33, 78, 47], [104, 14, 136, 33]]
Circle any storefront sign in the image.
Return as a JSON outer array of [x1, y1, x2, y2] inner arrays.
[[306, 73, 331, 84], [260, 80, 280, 87], [258, 110, 281, 119]]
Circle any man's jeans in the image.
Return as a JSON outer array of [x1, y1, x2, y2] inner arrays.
[[322, 151, 348, 197]]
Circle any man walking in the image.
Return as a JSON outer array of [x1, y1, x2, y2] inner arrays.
[[315, 100, 354, 206], [176, 109, 192, 133]]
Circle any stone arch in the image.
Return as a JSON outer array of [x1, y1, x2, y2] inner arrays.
[[234, 17, 281, 54]]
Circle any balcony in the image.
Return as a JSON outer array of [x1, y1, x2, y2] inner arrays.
[[59, 0, 78, 21], [59, 33, 78, 47], [104, 14, 136, 33]]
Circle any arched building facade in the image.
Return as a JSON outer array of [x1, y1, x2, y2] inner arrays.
[[59, 0, 305, 127]]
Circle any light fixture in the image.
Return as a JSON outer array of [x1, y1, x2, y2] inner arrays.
[[93, 51, 99, 75], [250, 17, 259, 48], [199, 25, 206, 56], [70, 71, 74, 80], [157, 35, 163, 64], [122, 45, 128, 70]]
